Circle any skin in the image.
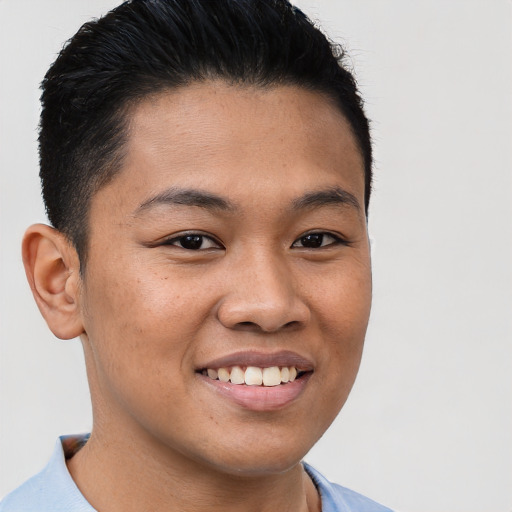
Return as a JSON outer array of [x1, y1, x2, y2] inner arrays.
[[23, 82, 372, 512]]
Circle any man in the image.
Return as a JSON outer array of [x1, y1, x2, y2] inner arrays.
[[1, 1, 392, 511]]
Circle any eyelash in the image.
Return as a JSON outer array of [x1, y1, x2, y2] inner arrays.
[[291, 231, 350, 249], [161, 233, 223, 251], [161, 231, 349, 251]]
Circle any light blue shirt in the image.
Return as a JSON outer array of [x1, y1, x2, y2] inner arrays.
[[1, 436, 393, 511]]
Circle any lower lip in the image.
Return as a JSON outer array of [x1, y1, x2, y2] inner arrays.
[[197, 373, 312, 411]]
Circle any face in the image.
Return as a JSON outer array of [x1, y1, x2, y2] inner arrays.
[[77, 82, 372, 476]]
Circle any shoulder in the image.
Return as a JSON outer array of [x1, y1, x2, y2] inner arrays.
[[0, 466, 53, 512], [304, 463, 394, 512], [0, 436, 94, 512]]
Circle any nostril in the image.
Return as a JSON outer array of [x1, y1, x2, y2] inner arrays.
[[283, 320, 300, 330], [233, 319, 302, 333]]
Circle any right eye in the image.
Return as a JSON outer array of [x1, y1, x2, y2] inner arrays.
[[163, 234, 222, 251]]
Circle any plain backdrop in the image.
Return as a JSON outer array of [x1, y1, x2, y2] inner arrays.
[[1, 1, 511, 511]]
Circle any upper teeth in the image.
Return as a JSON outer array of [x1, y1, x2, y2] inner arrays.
[[205, 366, 298, 386]]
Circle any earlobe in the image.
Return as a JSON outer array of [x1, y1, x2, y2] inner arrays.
[[22, 224, 84, 340]]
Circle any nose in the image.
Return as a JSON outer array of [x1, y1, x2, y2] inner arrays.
[[216, 249, 311, 333]]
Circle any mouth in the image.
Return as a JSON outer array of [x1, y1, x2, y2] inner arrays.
[[195, 351, 314, 411], [199, 365, 310, 387]]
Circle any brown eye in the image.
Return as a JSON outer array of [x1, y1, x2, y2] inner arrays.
[[164, 234, 221, 250], [179, 235, 204, 250], [300, 234, 324, 248], [292, 232, 345, 249]]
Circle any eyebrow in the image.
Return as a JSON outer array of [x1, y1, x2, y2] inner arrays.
[[135, 185, 361, 217], [136, 187, 235, 214], [291, 187, 362, 214]]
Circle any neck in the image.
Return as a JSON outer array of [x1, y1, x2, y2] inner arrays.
[[66, 428, 321, 512]]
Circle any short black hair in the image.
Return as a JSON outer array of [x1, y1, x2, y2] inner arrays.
[[39, 0, 372, 267]]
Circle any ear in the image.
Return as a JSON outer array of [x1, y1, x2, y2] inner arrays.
[[22, 224, 84, 340]]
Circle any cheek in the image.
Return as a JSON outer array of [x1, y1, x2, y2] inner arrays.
[[312, 263, 371, 392], [84, 259, 187, 333], [79, 267, 193, 421], [313, 259, 372, 335], [80, 258, 220, 387], [81, 267, 168, 374]]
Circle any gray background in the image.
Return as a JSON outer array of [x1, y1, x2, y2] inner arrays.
[[1, 1, 511, 510]]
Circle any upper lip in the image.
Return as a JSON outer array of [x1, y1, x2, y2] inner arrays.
[[197, 350, 314, 371]]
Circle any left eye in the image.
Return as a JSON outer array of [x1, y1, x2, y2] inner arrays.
[[292, 232, 342, 249], [165, 234, 220, 250]]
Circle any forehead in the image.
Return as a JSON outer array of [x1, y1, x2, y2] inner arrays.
[[95, 82, 365, 214]]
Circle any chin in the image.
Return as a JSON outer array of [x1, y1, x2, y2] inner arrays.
[[197, 436, 315, 477], [215, 456, 304, 478]]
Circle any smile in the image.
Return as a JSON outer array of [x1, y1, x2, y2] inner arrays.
[[196, 351, 314, 410], [201, 366, 305, 386]]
